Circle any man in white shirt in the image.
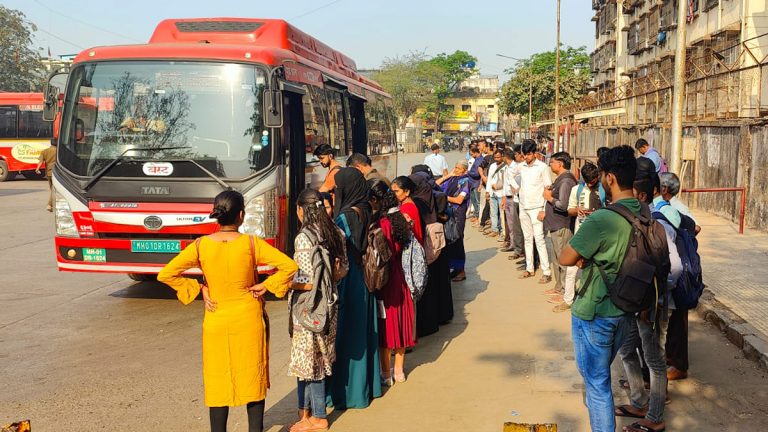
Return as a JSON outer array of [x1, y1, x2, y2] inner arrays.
[[518, 140, 552, 283], [484, 149, 506, 237], [501, 146, 524, 257], [424, 144, 449, 178]]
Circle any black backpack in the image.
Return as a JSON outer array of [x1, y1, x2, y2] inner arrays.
[[579, 203, 671, 314], [652, 202, 704, 310]]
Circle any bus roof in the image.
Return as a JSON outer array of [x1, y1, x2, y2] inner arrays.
[[0, 93, 43, 105], [72, 18, 388, 98]]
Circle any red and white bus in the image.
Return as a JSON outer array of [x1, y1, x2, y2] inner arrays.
[[0, 93, 53, 181], [45, 18, 397, 280]]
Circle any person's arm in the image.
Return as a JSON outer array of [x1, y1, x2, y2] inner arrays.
[[253, 237, 299, 298], [559, 244, 583, 267], [36, 150, 46, 174], [560, 215, 603, 267], [318, 169, 336, 193], [448, 182, 469, 205], [567, 184, 579, 217], [158, 243, 203, 305]]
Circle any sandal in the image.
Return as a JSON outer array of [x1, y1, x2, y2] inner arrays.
[[623, 421, 665, 432], [290, 418, 329, 432], [538, 275, 552, 284], [519, 271, 535, 279], [452, 272, 466, 282], [614, 405, 646, 419]]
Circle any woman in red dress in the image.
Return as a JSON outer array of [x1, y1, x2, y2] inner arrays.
[[373, 177, 422, 385]]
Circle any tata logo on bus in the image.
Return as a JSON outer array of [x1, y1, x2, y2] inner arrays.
[[141, 186, 170, 195], [142, 162, 174, 176], [143, 216, 163, 230]]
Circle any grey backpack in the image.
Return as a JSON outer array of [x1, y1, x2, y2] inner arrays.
[[289, 228, 338, 336]]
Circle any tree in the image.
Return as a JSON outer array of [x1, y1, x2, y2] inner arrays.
[[423, 51, 477, 133], [499, 46, 590, 126], [374, 50, 477, 131], [0, 6, 44, 92]]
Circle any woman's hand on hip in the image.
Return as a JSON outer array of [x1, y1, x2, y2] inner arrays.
[[248, 283, 268, 298], [201, 285, 217, 312]]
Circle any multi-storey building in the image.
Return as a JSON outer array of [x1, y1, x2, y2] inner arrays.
[[442, 74, 501, 136], [572, 0, 768, 231]]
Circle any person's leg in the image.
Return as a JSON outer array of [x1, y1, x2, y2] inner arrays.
[[551, 228, 572, 291], [511, 201, 525, 254], [210, 406, 229, 432], [47, 176, 53, 209], [563, 266, 579, 305], [470, 189, 480, 218], [529, 209, 551, 276], [380, 347, 392, 381], [489, 196, 501, 234], [307, 380, 328, 420], [637, 317, 669, 425], [618, 318, 649, 411], [393, 347, 406, 381], [503, 198, 514, 245], [572, 315, 626, 432], [480, 195, 491, 227], [519, 208, 535, 273], [246, 400, 265, 432], [665, 308, 689, 374]]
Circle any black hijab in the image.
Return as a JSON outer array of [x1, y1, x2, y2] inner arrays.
[[409, 171, 438, 225], [333, 167, 371, 261]]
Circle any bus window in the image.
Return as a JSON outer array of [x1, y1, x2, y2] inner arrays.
[[302, 86, 329, 163], [18, 110, 53, 138], [0, 107, 18, 138], [326, 90, 347, 155]]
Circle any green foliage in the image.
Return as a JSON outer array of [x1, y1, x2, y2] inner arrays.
[[499, 46, 590, 124], [0, 6, 44, 92], [374, 50, 476, 129]]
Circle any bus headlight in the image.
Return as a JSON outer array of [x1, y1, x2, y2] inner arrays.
[[241, 189, 278, 238], [54, 192, 80, 238]]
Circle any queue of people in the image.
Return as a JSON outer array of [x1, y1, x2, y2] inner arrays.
[[467, 138, 702, 432], [158, 150, 465, 432]]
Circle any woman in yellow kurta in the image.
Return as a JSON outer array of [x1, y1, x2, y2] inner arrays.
[[158, 190, 298, 432]]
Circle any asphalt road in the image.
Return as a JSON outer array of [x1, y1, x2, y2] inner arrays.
[[2, 151, 767, 431]]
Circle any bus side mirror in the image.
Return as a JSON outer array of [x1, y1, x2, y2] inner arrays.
[[264, 89, 283, 128], [43, 84, 60, 122]]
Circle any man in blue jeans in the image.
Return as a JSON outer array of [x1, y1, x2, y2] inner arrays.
[[559, 145, 639, 432]]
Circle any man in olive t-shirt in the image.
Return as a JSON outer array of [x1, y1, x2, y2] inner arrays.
[[559, 145, 637, 432], [35, 139, 57, 212]]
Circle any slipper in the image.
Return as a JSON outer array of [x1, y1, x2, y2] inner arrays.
[[519, 271, 535, 279], [538, 275, 552, 284], [290, 419, 329, 432], [623, 421, 665, 432], [614, 405, 645, 419]]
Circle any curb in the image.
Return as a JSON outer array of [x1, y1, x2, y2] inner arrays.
[[695, 288, 768, 371]]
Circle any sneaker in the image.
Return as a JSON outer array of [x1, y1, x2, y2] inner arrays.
[[552, 302, 571, 313]]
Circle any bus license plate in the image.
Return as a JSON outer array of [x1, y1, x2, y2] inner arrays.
[[130, 240, 181, 254], [83, 248, 107, 262]]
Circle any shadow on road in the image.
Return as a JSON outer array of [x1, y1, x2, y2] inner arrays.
[[109, 280, 186, 300]]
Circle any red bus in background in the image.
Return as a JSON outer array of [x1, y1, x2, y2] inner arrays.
[[45, 18, 397, 281], [0, 93, 53, 181]]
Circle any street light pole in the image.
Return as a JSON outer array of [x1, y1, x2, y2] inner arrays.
[[554, 0, 561, 152], [528, 78, 533, 139]]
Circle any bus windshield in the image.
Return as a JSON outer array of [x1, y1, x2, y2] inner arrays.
[[58, 61, 271, 180]]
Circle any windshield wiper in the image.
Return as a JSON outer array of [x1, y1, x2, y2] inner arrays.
[[184, 159, 232, 191], [83, 146, 191, 191]]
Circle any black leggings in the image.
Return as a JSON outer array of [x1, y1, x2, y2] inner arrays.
[[209, 400, 265, 432]]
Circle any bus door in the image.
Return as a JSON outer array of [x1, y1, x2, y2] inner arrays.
[[281, 86, 307, 255], [348, 95, 367, 155]]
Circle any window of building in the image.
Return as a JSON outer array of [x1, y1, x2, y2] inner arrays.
[[461, 104, 471, 112], [0, 107, 18, 138], [487, 105, 495, 109]]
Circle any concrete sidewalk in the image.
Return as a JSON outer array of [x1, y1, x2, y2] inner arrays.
[[693, 211, 768, 368], [278, 214, 768, 432]]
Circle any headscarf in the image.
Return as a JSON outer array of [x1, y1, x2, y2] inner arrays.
[[333, 167, 371, 262], [409, 171, 438, 225]]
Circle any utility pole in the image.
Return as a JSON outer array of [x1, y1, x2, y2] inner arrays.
[[669, 0, 688, 176], [554, 0, 561, 152]]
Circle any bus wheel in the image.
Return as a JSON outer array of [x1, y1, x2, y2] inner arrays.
[[0, 161, 9, 182], [22, 170, 45, 180], [128, 273, 157, 282]]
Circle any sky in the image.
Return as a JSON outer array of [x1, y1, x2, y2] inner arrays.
[[8, 0, 596, 81]]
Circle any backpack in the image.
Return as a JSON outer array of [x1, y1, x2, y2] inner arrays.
[[578, 203, 671, 315], [423, 222, 446, 264], [402, 234, 429, 302], [652, 201, 704, 310], [288, 228, 339, 336], [576, 181, 606, 208], [362, 221, 393, 293], [443, 210, 461, 245]]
